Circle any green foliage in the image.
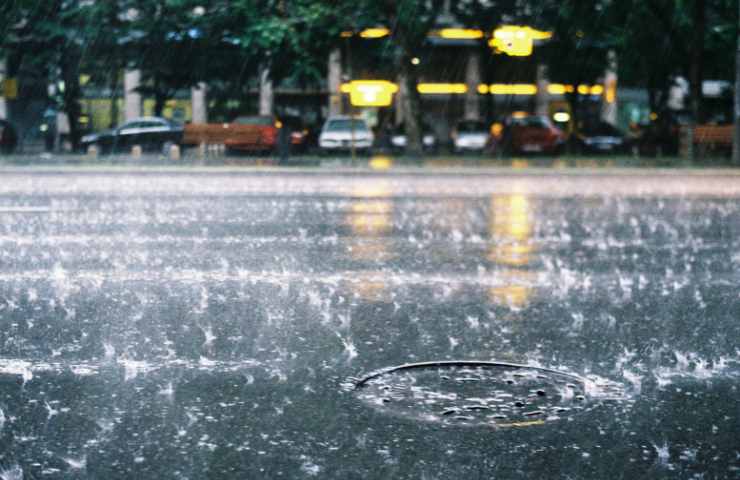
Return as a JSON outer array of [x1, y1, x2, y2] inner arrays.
[[0, 0, 737, 134]]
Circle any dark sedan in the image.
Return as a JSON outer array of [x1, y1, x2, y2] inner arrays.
[[81, 117, 183, 154], [572, 121, 631, 154], [390, 121, 438, 153]]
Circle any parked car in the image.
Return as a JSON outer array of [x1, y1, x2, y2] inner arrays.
[[0, 120, 18, 154], [81, 117, 183, 154], [500, 115, 566, 155], [280, 115, 310, 153], [390, 121, 438, 153], [318, 116, 374, 154], [572, 121, 631, 154], [451, 120, 490, 153], [224, 115, 281, 154]]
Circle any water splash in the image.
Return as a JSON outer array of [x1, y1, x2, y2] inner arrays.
[[653, 441, 671, 465], [653, 351, 735, 388], [103, 342, 116, 360], [63, 455, 86, 470], [0, 359, 33, 384], [0, 465, 23, 480]]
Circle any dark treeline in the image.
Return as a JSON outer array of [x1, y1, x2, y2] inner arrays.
[[1, 0, 735, 152]]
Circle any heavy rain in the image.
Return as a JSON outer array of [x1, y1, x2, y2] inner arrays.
[[0, 170, 738, 478], [2, 0, 740, 478]]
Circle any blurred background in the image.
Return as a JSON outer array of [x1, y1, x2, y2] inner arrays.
[[0, 0, 738, 163]]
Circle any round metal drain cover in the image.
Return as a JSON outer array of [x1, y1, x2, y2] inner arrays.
[[352, 361, 625, 427]]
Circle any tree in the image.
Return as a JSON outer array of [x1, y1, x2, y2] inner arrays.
[[734, 0, 740, 164], [122, 0, 230, 116], [344, 0, 443, 156], [1, 0, 94, 150]]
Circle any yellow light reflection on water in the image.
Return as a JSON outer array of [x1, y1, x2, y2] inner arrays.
[[369, 156, 393, 170], [345, 186, 394, 299], [488, 194, 537, 308], [511, 159, 530, 169]]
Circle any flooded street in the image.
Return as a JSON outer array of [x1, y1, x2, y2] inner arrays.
[[0, 168, 739, 478]]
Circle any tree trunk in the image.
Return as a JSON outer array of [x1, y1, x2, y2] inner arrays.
[[259, 64, 274, 116], [565, 91, 579, 153], [400, 55, 422, 157], [154, 89, 167, 118], [733, 0, 740, 165], [109, 71, 119, 128], [60, 48, 82, 152], [690, 0, 705, 124]]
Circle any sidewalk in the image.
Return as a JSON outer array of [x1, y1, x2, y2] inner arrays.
[[0, 152, 738, 174]]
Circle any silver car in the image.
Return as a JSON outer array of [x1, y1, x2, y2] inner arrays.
[[451, 119, 490, 153], [318, 116, 374, 154]]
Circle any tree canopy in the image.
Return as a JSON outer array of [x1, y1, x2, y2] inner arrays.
[[0, 0, 737, 149]]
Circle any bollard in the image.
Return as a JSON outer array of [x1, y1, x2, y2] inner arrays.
[[169, 144, 181, 161], [131, 145, 142, 158], [86, 144, 98, 159]]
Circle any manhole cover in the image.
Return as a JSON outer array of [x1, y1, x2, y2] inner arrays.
[[352, 361, 625, 427]]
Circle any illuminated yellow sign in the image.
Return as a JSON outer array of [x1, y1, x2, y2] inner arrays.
[[435, 28, 484, 40], [417, 83, 467, 94], [548, 84, 604, 95], [340, 80, 398, 107], [486, 84, 538, 95], [489, 26, 552, 57]]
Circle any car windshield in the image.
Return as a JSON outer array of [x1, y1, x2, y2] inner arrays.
[[457, 121, 487, 133], [511, 116, 550, 128], [325, 119, 368, 132], [581, 122, 623, 136], [395, 122, 432, 134]]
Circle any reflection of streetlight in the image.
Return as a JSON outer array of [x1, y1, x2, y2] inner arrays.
[[193, 6, 206, 16], [488, 194, 537, 308], [347, 200, 393, 237], [344, 186, 394, 300]]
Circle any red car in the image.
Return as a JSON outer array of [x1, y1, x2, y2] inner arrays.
[[226, 115, 280, 153], [499, 115, 566, 155]]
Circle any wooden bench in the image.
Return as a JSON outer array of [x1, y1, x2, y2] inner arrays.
[[678, 124, 733, 157], [693, 125, 732, 147], [183, 124, 264, 148]]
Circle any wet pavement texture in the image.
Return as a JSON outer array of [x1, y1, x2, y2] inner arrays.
[[0, 169, 739, 479]]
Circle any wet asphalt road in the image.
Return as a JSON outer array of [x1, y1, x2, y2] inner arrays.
[[0, 168, 739, 479]]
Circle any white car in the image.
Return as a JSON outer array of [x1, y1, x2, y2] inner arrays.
[[451, 119, 490, 153], [319, 116, 374, 154]]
